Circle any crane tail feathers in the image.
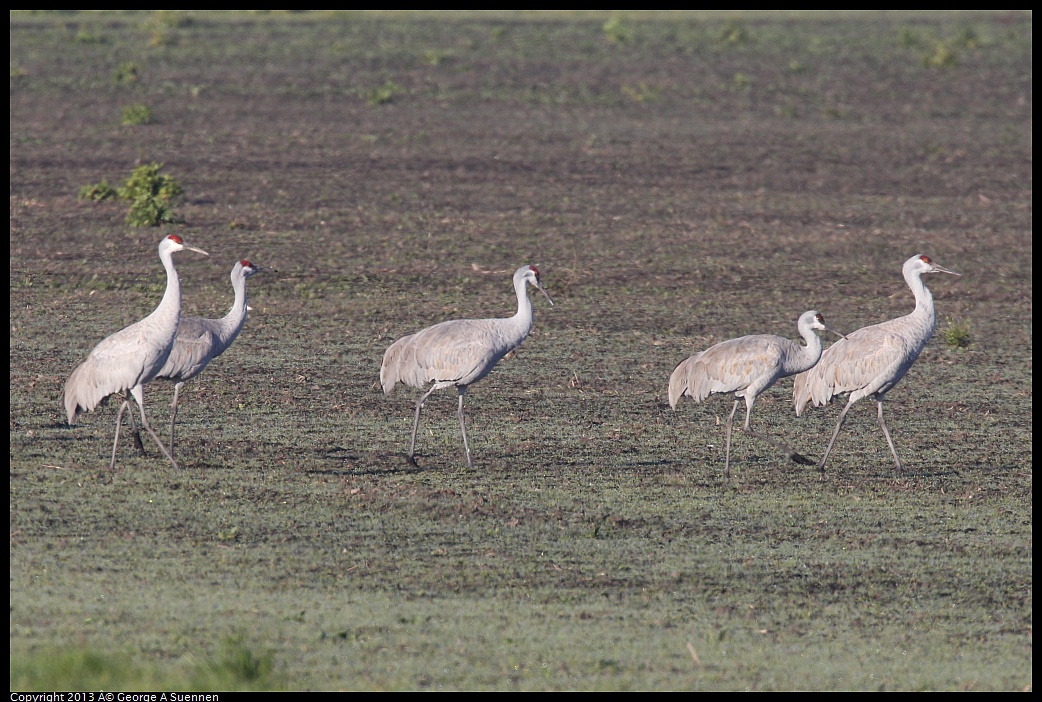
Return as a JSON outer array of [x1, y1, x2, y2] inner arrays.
[[667, 357, 693, 409], [380, 333, 418, 394], [792, 365, 833, 416]]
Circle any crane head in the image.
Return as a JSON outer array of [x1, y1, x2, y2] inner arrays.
[[523, 265, 554, 306], [163, 234, 208, 257], [237, 260, 275, 278], [910, 254, 959, 277], [811, 311, 847, 340]]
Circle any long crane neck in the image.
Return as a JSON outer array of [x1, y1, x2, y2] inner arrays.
[[787, 319, 824, 374], [510, 275, 535, 338], [152, 244, 182, 330], [213, 269, 250, 350], [905, 266, 936, 332]]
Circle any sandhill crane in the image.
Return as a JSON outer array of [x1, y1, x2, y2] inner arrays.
[[793, 254, 959, 472], [150, 259, 271, 460], [380, 265, 554, 469], [62, 234, 209, 470], [668, 310, 845, 479]]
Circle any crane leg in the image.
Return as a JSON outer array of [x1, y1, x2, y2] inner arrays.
[[168, 381, 184, 459], [130, 385, 180, 470], [723, 399, 739, 480], [110, 398, 131, 469], [119, 391, 146, 455], [876, 399, 904, 470], [408, 385, 439, 466], [818, 397, 856, 473], [456, 388, 473, 470], [741, 402, 814, 466]]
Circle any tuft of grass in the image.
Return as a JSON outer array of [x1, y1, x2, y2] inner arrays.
[[79, 178, 118, 201], [621, 82, 660, 103], [112, 61, 139, 85], [121, 103, 153, 126], [720, 19, 749, 45], [943, 318, 972, 350], [9, 647, 162, 691], [365, 80, 401, 106], [602, 15, 630, 44], [75, 28, 106, 44], [923, 40, 959, 68], [148, 10, 194, 46], [9, 639, 286, 691], [194, 634, 282, 690]]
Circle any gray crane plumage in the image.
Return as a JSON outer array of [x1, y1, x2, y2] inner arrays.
[[669, 310, 844, 479], [152, 259, 270, 459], [380, 265, 554, 468], [62, 234, 209, 470], [792, 254, 959, 472]]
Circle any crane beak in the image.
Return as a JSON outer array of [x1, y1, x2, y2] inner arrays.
[[534, 281, 554, 306], [933, 264, 960, 276], [184, 243, 209, 256], [828, 327, 848, 341]]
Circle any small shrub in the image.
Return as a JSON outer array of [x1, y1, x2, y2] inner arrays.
[[118, 162, 183, 227], [75, 29, 106, 44], [422, 49, 447, 66], [720, 20, 748, 45], [365, 81, 400, 106], [621, 82, 660, 103], [79, 163, 184, 226], [152, 10, 194, 29], [603, 15, 630, 44], [113, 61, 138, 85], [943, 318, 972, 350], [79, 179, 118, 201], [121, 103, 153, 126], [923, 41, 958, 68]]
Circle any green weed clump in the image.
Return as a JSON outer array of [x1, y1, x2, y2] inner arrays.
[[79, 178, 118, 201], [365, 80, 401, 106], [121, 103, 153, 126], [603, 15, 630, 44], [119, 162, 183, 226], [79, 163, 183, 226], [112, 61, 139, 85], [720, 20, 749, 45], [75, 28, 106, 44], [943, 318, 972, 350], [924, 40, 959, 67], [9, 638, 286, 691]]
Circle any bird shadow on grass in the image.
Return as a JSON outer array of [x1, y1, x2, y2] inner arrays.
[[308, 448, 430, 476]]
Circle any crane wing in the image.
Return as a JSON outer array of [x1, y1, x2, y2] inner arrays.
[[793, 327, 911, 414], [157, 317, 221, 382], [381, 320, 513, 393], [669, 336, 785, 407], [63, 323, 172, 423]]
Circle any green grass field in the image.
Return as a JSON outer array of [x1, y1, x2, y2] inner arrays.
[[9, 11, 1032, 691]]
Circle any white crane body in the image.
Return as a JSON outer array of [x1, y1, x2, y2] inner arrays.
[[793, 254, 959, 472], [669, 310, 843, 478], [62, 234, 208, 469], [381, 265, 553, 468], [153, 260, 268, 458]]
